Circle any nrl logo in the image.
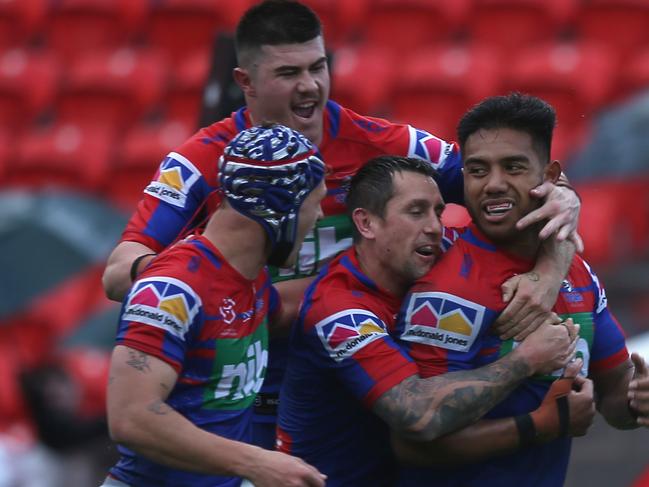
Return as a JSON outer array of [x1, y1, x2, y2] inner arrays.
[[220, 298, 237, 324]]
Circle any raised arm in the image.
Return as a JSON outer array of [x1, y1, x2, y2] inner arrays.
[[107, 345, 325, 486], [372, 319, 578, 442]]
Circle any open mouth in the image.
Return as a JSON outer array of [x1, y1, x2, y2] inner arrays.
[[292, 102, 317, 119], [483, 201, 513, 220], [415, 245, 438, 258]]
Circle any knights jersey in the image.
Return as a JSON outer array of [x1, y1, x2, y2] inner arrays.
[[276, 248, 418, 486], [118, 100, 464, 434], [395, 224, 629, 487], [109, 235, 277, 487]]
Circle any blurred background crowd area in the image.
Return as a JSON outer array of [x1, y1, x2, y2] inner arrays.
[[1, 0, 648, 485]]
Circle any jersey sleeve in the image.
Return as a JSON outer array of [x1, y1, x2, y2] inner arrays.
[[300, 293, 418, 408], [116, 275, 204, 373], [121, 150, 218, 252], [582, 261, 629, 374]]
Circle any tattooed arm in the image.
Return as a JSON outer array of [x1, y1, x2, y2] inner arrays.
[[372, 319, 578, 441], [107, 345, 326, 486]]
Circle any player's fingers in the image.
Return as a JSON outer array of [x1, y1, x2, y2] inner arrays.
[[570, 232, 584, 254], [496, 299, 525, 332], [513, 313, 546, 341], [632, 353, 649, 376], [538, 215, 566, 240], [530, 181, 554, 199], [516, 204, 553, 231], [504, 310, 542, 341], [563, 358, 583, 379]]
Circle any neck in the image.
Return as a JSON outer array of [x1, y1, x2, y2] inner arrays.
[[355, 243, 409, 298], [202, 208, 269, 280], [490, 225, 541, 261]]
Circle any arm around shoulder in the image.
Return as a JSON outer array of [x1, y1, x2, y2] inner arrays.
[[102, 241, 158, 302]]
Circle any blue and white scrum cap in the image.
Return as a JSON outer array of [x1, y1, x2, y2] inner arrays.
[[219, 124, 326, 266]]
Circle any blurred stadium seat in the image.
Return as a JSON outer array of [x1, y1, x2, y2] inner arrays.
[[55, 47, 167, 130], [503, 41, 618, 131], [301, 0, 368, 48], [467, 0, 577, 52], [165, 48, 212, 127], [0, 0, 47, 50], [44, 0, 149, 60], [390, 43, 502, 141], [331, 45, 396, 117], [361, 0, 471, 54], [0, 48, 60, 131], [144, 0, 249, 63], [11, 123, 114, 192], [618, 47, 649, 102], [575, 0, 649, 62]]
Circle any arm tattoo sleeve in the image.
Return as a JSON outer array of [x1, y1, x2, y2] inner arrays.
[[374, 352, 531, 441]]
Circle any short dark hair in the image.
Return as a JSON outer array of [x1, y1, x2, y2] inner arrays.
[[235, 0, 322, 65], [346, 156, 437, 242], [457, 92, 556, 162]]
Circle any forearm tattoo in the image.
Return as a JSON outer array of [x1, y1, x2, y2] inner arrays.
[[376, 353, 531, 440], [126, 350, 152, 373]]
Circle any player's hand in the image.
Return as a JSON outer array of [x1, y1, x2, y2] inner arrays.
[[516, 181, 583, 252], [247, 449, 326, 487], [628, 353, 649, 427], [567, 374, 596, 437], [516, 316, 579, 375], [495, 271, 558, 341]]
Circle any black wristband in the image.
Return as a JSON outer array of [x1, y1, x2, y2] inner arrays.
[[130, 253, 156, 282], [515, 413, 537, 448]]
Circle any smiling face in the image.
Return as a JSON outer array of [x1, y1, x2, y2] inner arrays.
[[355, 170, 446, 295], [463, 127, 560, 250], [235, 36, 330, 146]]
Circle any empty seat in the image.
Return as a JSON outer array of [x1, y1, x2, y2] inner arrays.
[[0, 0, 47, 50], [56, 47, 167, 130], [0, 48, 60, 131], [503, 41, 619, 131], [467, 0, 577, 53], [576, 0, 649, 62], [144, 0, 249, 63], [390, 43, 502, 141], [10, 122, 114, 191], [331, 45, 396, 116], [362, 0, 471, 54], [44, 0, 149, 60]]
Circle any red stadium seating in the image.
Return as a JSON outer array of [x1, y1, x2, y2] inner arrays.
[[390, 43, 502, 141], [331, 45, 396, 116], [301, 0, 368, 48], [467, 0, 578, 53], [503, 42, 618, 131], [44, 0, 149, 60], [0, 0, 47, 50], [618, 47, 649, 102], [10, 122, 114, 192], [0, 48, 60, 131], [576, 0, 649, 62], [108, 118, 194, 210], [144, 0, 250, 63], [165, 48, 212, 127], [56, 47, 167, 130], [361, 0, 471, 54]]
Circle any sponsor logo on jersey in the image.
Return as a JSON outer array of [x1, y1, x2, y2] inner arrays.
[[316, 309, 387, 362], [144, 152, 201, 208], [408, 127, 453, 168], [401, 292, 483, 351], [122, 277, 201, 338], [582, 260, 607, 313], [211, 336, 268, 410]]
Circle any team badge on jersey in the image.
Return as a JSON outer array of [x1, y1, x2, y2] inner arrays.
[[401, 292, 483, 352], [315, 309, 388, 362], [144, 152, 201, 207], [408, 127, 453, 169], [122, 277, 201, 338]]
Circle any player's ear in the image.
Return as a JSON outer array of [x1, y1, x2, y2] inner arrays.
[[233, 67, 256, 98], [544, 160, 562, 184], [352, 208, 377, 240]]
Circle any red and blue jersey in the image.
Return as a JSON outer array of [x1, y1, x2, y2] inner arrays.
[[119, 100, 464, 440], [395, 224, 629, 487], [276, 248, 419, 486], [109, 235, 277, 487]]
